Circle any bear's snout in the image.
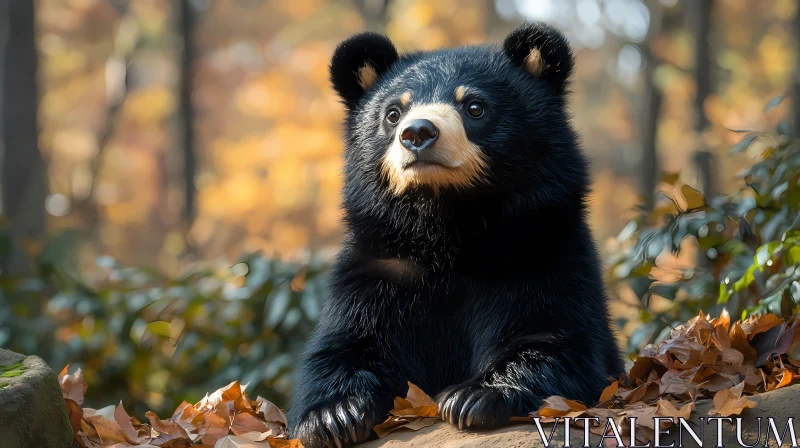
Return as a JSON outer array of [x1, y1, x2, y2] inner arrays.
[[400, 118, 439, 152]]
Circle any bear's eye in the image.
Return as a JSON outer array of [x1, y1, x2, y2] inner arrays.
[[467, 101, 484, 118], [385, 108, 401, 125]]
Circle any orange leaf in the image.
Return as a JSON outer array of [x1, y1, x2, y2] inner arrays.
[[267, 437, 305, 448], [599, 381, 619, 401], [536, 396, 588, 418], [740, 314, 784, 338], [231, 412, 269, 436], [656, 399, 694, 419], [708, 387, 757, 417], [774, 369, 793, 390], [389, 382, 438, 418]]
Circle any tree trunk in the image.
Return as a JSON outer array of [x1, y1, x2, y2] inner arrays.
[[690, 0, 716, 199], [638, 0, 664, 214], [640, 48, 662, 214], [793, 0, 800, 138], [176, 0, 197, 224], [1, 0, 46, 277]]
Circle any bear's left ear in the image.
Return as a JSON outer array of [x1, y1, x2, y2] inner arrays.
[[503, 22, 574, 94], [330, 32, 399, 110]]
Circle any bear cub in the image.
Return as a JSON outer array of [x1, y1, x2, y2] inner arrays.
[[288, 22, 623, 448]]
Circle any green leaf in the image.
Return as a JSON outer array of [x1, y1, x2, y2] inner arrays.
[[719, 281, 732, 304]]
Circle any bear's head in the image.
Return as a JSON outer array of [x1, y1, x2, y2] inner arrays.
[[330, 23, 588, 233]]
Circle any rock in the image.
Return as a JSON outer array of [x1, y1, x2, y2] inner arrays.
[[358, 384, 800, 448], [0, 349, 73, 448]]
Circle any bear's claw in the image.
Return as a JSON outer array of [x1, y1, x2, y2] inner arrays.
[[436, 381, 512, 430], [291, 396, 377, 448]]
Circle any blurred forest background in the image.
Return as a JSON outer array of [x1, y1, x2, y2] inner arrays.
[[1, 0, 799, 421]]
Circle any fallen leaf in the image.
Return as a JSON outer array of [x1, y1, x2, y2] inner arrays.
[[708, 387, 757, 417], [373, 416, 438, 438], [114, 401, 140, 443], [255, 397, 289, 427], [536, 396, 588, 417], [773, 369, 793, 390], [656, 399, 693, 419], [729, 322, 758, 366], [390, 382, 438, 417], [374, 383, 442, 438], [231, 412, 269, 436], [214, 435, 271, 448], [60, 366, 88, 405], [599, 381, 619, 401], [752, 320, 797, 366], [88, 415, 128, 445], [740, 314, 784, 338], [266, 437, 305, 448], [145, 411, 190, 444], [64, 398, 83, 437]]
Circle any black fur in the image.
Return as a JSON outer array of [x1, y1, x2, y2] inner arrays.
[[288, 22, 623, 448]]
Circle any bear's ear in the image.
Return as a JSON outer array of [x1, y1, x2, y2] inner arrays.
[[502, 22, 574, 94], [330, 32, 399, 109]]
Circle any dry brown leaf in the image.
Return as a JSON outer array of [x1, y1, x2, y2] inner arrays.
[[204, 381, 245, 410], [708, 387, 757, 417], [390, 382, 438, 418], [621, 381, 660, 404], [158, 440, 197, 448], [231, 412, 270, 436], [729, 322, 759, 366], [114, 401, 140, 443], [372, 416, 439, 438], [88, 415, 128, 445], [536, 396, 588, 417], [60, 365, 88, 405], [65, 398, 83, 437], [599, 381, 619, 401], [374, 383, 442, 438], [655, 399, 693, 419], [266, 437, 305, 448], [740, 314, 784, 338], [752, 320, 798, 366], [255, 397, 289, 427], [215, 435, 271, 448], [196, 411, 230, 446], [774, 369, 793, 390], [145, 411, 190, 444]]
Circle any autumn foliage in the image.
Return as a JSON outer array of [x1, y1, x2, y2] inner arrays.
[[60, 367, 303, 448], [56, 310, 800, 446], [528, 310, 799, 445]]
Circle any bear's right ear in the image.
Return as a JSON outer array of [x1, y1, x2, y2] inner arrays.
[[330, 32, 399, 109]]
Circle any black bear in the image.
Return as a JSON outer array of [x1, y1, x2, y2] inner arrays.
[[288, 22, 623, 448]]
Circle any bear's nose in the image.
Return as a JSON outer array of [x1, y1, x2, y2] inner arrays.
[[399, 119, 439, 151]]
